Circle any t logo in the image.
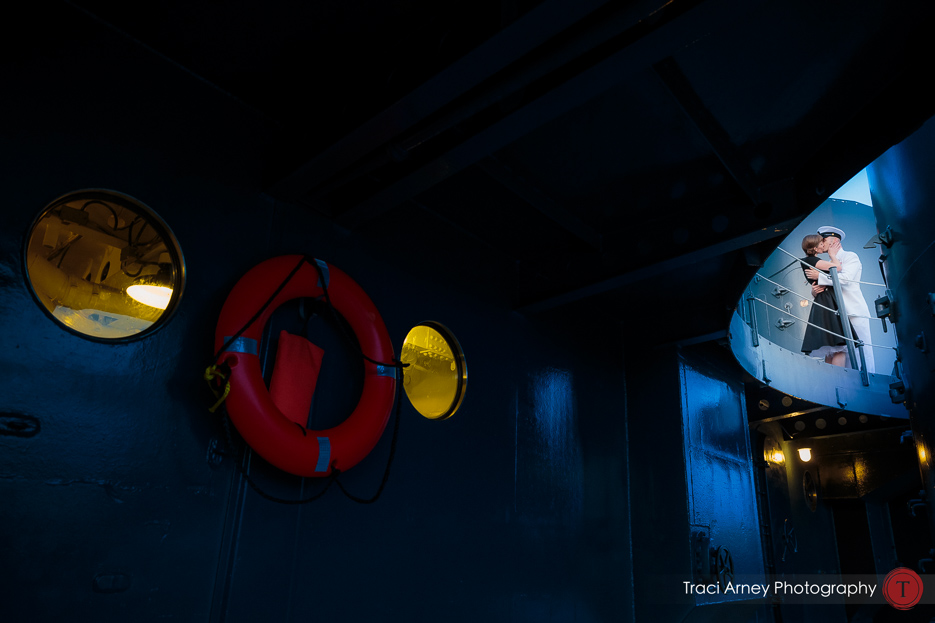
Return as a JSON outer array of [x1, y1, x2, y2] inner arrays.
[[882, 568, 923, 610]]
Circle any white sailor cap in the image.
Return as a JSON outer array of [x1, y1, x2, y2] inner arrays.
[[817, 226, 845, 241]]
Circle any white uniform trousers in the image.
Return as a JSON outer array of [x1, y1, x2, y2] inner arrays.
[[848, 315, 875, 374]]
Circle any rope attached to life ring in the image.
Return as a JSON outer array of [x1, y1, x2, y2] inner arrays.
[[203, 364, 231, 413]]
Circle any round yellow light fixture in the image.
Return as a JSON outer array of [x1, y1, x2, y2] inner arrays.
[[400, 322, 467, 420]]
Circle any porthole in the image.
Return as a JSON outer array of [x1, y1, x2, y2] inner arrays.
[[400, 322, 467, 420], [24, 190, 184, 340]]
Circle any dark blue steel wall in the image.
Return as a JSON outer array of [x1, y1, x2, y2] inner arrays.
[[867, 119, 935, 546], [0, 8, 634, 622], [628, 344, 768, 623]]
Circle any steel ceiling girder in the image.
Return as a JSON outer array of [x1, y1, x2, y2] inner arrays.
[[328, 0, 760, 230], [267, 0, 617, 203], [515, 215, 803, 313]]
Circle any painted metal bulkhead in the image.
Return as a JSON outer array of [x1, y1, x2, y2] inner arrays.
[[0, 10, 632, 621], [2, 2, 935, 622]]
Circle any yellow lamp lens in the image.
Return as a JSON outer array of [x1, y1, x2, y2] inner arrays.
[[401, 322, 467, 420]]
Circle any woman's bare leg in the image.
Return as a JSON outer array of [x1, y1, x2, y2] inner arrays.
[[830, 351, 847, 367]]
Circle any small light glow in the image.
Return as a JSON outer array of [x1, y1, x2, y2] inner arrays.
[[799, 299, 809, 307], [768, 450, 784, 465], [763, 439, 784, 465], [127, 284, 172, 309], [798, 448, 812, 462], [919, 445, 927, 464]]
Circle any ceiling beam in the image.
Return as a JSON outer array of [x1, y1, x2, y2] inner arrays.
[[476, 156, 602, 250], [267, 0, 615, 203], [332, 0, 762, 229], [515, 215, 803, 314], [653, 57, 761, 204]]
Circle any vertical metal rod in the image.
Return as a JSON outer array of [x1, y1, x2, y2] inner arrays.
[[747, 295, 759, 347], [829, 267, 860, 371], [856, 340, 870, 386]]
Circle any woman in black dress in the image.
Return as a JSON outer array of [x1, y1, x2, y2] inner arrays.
[[799, 234, 855, 367]]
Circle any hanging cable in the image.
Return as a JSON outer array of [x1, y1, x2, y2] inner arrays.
[[218, 415, 339, 505], [767, 258, 800, 280]]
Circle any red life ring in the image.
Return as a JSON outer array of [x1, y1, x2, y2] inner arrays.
[[214, 255, 396, 477]]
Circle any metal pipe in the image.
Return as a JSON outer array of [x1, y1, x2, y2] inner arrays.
[[829, 267, 860, 371]]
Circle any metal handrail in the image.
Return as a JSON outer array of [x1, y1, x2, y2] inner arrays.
[[829, 266, 862, 381], [747, 290, 896, 387], [768, 251, 877, 320], [753, 272, 842, 317], [743, 245, 893, 388], [776, 247, 885, 288], [747, 296, 896, 349]]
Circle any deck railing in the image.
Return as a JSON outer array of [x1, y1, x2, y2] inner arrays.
[[743, 247, 895, 388]]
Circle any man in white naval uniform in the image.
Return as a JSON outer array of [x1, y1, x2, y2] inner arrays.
[[805, 226, 875, 374]]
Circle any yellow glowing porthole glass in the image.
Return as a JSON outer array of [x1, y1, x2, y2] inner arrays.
[[400, 322, 467, 420], [24, 190, 185, 341]]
